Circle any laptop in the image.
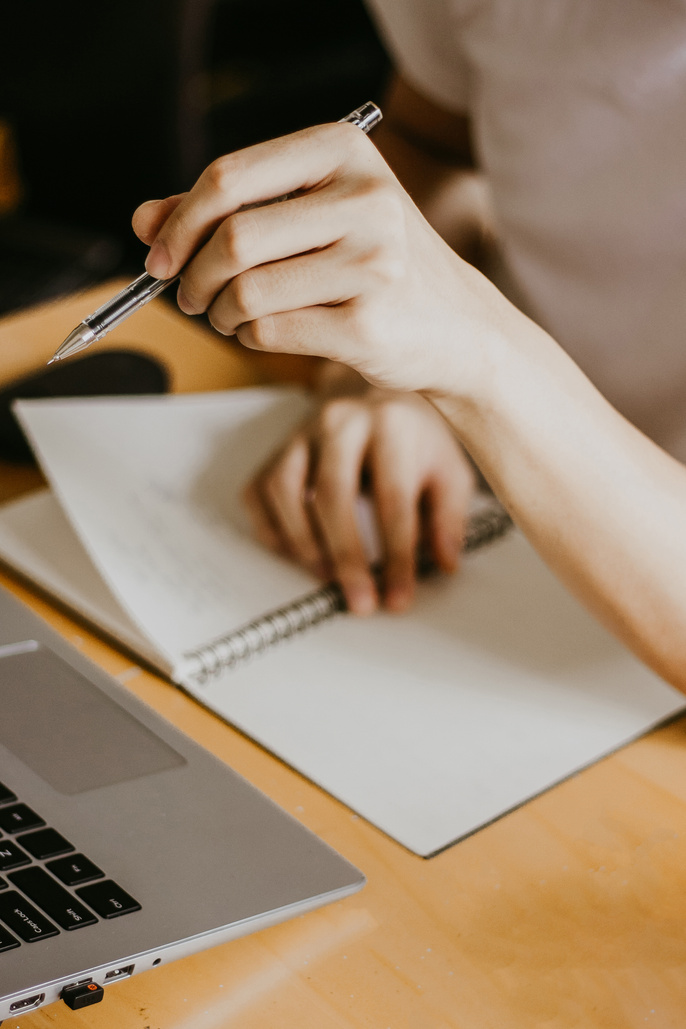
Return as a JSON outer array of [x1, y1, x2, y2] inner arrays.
[[0, 585, 364, 1019]]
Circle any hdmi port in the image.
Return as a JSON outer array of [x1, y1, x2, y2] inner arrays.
[[10, 993, 45, 1011], [104, 964, 134, 982]]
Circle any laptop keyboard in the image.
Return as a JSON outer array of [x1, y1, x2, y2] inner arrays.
[[0, 781, 141, 951]]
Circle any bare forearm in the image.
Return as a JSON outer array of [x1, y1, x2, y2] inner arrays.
[[429, 323, 686, 691], [135, 118, 686, 688]]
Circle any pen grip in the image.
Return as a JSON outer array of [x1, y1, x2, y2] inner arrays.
[[84, 273, 177, 338], [71, 105, 381, 345]]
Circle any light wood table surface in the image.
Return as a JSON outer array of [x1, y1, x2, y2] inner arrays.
[[2, 284, 686, 1029]]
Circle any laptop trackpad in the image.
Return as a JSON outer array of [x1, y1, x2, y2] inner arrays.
[[0, 642, 185, 794]]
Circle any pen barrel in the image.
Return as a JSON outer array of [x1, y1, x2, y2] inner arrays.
[[84, 273, 176, 339], [59, 104, 381, 356]]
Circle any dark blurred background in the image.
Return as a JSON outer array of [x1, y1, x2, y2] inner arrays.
[[0, 0, 389, 314]]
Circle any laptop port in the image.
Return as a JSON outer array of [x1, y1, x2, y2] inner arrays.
[[104, 964, 134, 982], [10, 992, 45, 1011]]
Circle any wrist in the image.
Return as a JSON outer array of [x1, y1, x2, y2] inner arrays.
[[423, 307, 561, 449]]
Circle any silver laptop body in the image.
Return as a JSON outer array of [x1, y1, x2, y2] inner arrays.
[[0, 586, 364, 1019]]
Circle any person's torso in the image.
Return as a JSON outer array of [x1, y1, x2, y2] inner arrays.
[[367, 0, 686, 455]]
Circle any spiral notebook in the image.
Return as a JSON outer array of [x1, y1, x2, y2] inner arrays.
[[0, 388, 682, 856]]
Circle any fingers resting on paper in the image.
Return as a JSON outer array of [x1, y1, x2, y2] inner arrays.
[[243, 389, 476, 615]]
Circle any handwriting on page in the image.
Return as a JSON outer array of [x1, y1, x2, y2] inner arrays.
[[14, 389, 316, 660]]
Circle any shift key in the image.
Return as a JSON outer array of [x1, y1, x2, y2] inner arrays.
[[9, 868, 97, 930]]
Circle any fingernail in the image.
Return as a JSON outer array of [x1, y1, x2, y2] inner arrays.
[[345, 580, 377, 616], [145, 239, 171, 279], [134, 198, 163, 224]]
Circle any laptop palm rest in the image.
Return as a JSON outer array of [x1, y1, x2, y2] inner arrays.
[[0, 641, 185, 793], [0, 591, 364, 1021]]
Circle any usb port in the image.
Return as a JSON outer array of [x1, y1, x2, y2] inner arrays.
[[104, 964, 134, 982], [10, 992, 45, 1011]]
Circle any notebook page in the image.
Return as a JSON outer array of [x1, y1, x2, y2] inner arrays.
[[14, 390, 318, 666], [13, 389, 684, 856], [0, 489, 164, 671], [194, 530, 685, 856]]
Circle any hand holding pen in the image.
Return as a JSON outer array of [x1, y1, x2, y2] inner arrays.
[[121, 102, 510, 402], [50, 103, 382, 363], [52, 93, 514, 405]]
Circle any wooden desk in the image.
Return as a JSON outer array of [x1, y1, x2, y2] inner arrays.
[[3, 287, 686, 1029]]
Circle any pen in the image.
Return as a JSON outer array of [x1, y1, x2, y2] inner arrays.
[[48, 102, 383, 364]]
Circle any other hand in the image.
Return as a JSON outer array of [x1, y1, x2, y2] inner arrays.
[[243, 387, 475, 615]]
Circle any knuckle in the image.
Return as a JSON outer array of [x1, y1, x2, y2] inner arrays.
[[309, 473, 341, 517], [307, 476, 330, 513], [246, 315, 278, 351], [374, 180, 406, 223], [218, 212, 259, 268], [230, 270, 263, 322], [206, 301, 233, 336], [353, 175, 405, 226], [365, 244, 405, 287], [280, 438, 310, 478], [373, 403, 402, 438], [317, 397, 359, 434], [348, 300, 386, 348], [203, 154, 237, 196]]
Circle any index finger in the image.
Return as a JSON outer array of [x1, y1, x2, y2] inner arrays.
[[144, 122, 369, 280]]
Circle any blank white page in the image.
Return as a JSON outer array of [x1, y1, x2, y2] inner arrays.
[[195, 530, 684, 856]]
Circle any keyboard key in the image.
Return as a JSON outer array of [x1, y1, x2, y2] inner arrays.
[[76, 881, 141, 919], [0, 840, 31, 872], [9, 868, 97, 931], [0, 891, 59, 942], [0, 782, 17, 806], [0, 804, 45, 835], [47, 854, 104, 887], [0, 923, 19, 952], [17, 828, 74, 860]]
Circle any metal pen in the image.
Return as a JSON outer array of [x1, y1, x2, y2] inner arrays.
[[48, 102, 382, 364]]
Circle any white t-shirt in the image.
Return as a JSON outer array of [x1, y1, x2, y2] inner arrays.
[[365, 0, 686, 459]]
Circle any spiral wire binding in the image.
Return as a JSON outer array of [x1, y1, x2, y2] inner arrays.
[[181, 502, 513, 686]]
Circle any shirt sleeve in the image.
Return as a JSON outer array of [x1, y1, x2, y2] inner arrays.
[[364, 0, 471, 114]]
